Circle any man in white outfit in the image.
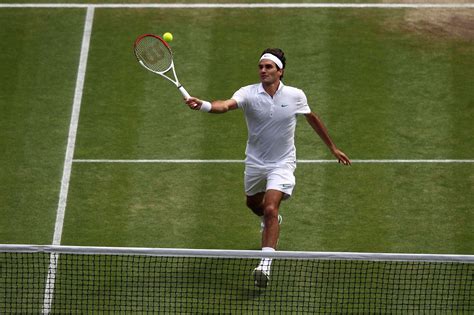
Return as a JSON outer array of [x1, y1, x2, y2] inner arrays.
[[185, 48, 351, 288]]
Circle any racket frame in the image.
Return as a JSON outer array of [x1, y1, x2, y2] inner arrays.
[[134, 34, 190, 99]]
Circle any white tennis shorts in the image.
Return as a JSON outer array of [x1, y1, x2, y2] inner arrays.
[[244, 163, 296, 199]]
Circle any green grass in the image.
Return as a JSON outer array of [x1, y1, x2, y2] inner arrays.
[[69, 8, 473, 253], [1, 6, 473, 251], [76, 9, 474, 160], [290, 164, 474, 254], [61, 163, 250, 249], [61, 163, 474, 254], [1, 5, 473, 313], [0, 9, 85, 244]]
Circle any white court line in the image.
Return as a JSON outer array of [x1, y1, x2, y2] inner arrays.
[[72, 159, 474, 163], [1, 3, 473, 8], [42, 7, 95, 315]]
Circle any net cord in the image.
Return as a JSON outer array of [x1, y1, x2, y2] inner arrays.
[[1, 244, 473, 263]]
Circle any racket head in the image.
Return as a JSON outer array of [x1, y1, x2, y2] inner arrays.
[[134, 34, 173, 73]]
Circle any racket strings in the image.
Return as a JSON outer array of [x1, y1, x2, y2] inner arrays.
[[135, 36, 173, 73]]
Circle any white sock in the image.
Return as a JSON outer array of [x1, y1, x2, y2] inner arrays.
[[259, 247, 275, 274]]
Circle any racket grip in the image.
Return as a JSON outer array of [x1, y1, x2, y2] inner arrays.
[[178, 86, 191, 100]]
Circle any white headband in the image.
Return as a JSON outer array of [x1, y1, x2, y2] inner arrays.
[[259, 53, 283, 69]]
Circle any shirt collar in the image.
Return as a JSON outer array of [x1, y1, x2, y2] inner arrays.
[[258, 81, 285, 95]]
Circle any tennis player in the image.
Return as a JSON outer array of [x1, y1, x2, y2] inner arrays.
[[185, 48, 351, 288]]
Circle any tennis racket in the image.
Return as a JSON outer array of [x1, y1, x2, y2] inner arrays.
[[134, 34, 190, 99]]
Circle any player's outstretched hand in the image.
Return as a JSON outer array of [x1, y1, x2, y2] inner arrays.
[[332, 149, 351, 166], [185, 97, 202, 110]]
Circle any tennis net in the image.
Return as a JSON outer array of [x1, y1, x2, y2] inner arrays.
[[1, 245, 473, 313]]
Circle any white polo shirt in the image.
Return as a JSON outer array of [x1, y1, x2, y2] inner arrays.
[[232, 82, 311, 166]]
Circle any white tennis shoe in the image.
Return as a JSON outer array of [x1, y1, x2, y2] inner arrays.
[[260, 214, 283, 232], [252, 266, 270, 288]]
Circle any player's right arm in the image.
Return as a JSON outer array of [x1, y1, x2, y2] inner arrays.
[[185, 97, 238, 113]]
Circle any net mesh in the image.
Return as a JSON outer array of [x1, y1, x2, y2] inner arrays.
[[1, 247, 473, 313], [134, 35, 173, 73]]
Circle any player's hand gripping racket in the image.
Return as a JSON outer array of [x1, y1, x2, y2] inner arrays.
[[134, 34, 190, 99]]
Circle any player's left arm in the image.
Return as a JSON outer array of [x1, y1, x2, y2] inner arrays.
[[304, 112, 351, 166]]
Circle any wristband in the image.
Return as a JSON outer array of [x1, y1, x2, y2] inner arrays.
[[200, 101, 212, 112]]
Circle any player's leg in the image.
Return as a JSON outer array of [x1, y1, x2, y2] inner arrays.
[[253, 165, 296, 288], [244, 165, 267, 221], [261, 164, 295, 247], [247, 193, 283, 230], [253, 190, 285, 288], [246, 192, 265, 217], [261, 189, 284, 249]]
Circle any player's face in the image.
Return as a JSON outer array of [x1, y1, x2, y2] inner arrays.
[[258, 60, 283, 85]]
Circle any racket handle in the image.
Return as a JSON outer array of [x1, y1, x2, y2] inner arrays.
[[178, 85, 191, 100]]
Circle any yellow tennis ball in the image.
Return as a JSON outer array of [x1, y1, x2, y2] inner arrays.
[[163, 32, 173, 42]]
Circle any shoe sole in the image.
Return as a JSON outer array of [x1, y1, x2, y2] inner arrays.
[[253, 269, 269, 288]]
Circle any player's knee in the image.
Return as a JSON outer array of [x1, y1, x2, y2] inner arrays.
[[263, 204, 279, 220]]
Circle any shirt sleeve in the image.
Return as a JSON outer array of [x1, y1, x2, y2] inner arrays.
[[231, 86, 248, 109], [296, 89, 311, 115]]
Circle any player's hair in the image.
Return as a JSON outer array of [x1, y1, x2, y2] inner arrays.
[[261, 48, 286, 79]]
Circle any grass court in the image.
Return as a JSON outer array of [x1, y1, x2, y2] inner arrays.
[[1, 1, 473, 254]]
